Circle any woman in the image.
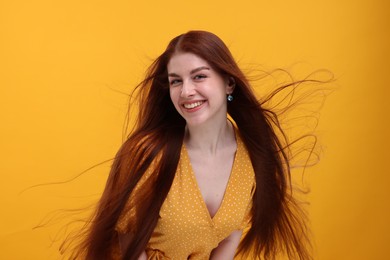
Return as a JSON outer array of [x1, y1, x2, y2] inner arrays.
[[75, 30, 311, 259]]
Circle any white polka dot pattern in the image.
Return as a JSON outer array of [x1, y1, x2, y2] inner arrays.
[[147, 131, 256, 259]]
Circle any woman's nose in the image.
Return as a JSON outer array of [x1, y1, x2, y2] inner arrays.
[[180, 81, 196, 97]]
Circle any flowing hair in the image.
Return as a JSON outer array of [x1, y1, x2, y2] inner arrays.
[[71, 30, 329, 259]]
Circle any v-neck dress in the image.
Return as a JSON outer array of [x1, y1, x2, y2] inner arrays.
[[115, 131, 256, 260]]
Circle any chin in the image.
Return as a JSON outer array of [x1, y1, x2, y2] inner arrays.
[[184, 117, 207, 127], [185, 116, 218, 128]]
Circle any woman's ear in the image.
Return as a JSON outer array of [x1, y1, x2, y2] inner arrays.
[[227, 77, 236, 93]]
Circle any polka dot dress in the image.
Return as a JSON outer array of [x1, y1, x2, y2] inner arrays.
[[116, 130, 256, 260]]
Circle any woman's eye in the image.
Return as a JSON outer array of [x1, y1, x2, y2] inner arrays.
[[170, 79, 181, 86], [194, 74, 207, 80]]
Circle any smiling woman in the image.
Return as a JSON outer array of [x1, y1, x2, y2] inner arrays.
[[168, 53, 232, 128], [69, 30, 318, 260]]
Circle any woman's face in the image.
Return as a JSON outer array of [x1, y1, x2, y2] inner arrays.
[[167, 52, 233, 127]]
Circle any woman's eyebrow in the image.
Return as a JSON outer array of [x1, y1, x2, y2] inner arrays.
[[190, 66, 210, 74], [168, 72, 180, 77], [168, 66, 210, 77]]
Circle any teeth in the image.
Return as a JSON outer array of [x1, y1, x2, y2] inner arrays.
[[183, 101, 203, 109]]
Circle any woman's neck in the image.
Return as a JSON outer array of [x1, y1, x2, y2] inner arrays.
[[184, 118, 236, 156]]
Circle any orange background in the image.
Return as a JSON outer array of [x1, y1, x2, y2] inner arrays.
[[1, 0, 389, 259]]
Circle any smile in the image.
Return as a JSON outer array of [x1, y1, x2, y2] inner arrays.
[[183, 101, 204, 109]]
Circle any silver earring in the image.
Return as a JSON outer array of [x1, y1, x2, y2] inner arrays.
[[227, 94, 233, 102]]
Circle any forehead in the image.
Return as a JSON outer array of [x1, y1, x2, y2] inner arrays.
[[167, 52, 211, 73]]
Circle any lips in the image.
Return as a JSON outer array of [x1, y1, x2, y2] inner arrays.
[[182, 101, 204, 109]]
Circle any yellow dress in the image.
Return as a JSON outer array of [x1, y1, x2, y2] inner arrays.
[[116, 131, 256, 259]]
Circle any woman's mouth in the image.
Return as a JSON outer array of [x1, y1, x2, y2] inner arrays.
[[183, 101, 204, 109]]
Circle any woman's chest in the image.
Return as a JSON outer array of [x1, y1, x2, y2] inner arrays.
[[148, 142, 256, 258], [188, 148, 236, 218], [156, 149, 254, 237]]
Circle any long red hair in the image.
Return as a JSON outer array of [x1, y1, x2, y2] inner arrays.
[[74, 30, 317, 259]]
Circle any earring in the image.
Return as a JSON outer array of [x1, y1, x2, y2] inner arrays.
[[227, 94, 233, 102]]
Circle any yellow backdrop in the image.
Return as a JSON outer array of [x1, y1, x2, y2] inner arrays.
[[1, 0, 389, 259]]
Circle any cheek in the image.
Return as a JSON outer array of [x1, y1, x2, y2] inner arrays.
[[169, 88, 181, 108], [169, 88, 176, 102]]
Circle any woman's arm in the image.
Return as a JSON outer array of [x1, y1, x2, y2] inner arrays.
[[137, 251, 148, 260], [210, 230, 243, 260]]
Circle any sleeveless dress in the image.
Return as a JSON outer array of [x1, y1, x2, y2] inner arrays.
[[115, 130, 256, 259]]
